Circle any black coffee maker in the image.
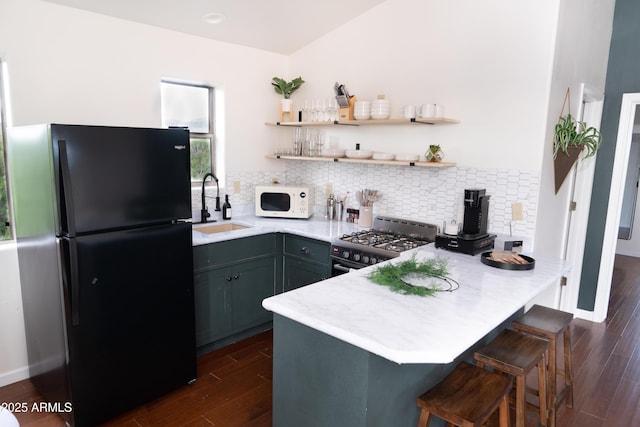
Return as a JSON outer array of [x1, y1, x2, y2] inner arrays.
[[460, 188, 490, 238], [435, 188, 496, 255]]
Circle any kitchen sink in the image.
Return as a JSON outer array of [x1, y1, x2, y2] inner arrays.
[[192, 223, 251, 234]]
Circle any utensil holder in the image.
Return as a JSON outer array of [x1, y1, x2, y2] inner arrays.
[[338, 96, 357, 122], [360, 206, 373, 228]]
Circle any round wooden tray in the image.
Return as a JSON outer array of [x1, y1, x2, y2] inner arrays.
[[480, 252, 535, 270]]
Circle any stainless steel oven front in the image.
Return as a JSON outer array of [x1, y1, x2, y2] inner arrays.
[[330, 244, 392, 276]]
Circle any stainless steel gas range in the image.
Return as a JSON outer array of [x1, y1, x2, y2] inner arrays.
[[330, 215, 439, 275]]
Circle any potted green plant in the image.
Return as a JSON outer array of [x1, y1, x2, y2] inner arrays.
[[271, 76, 305, 99], [425, 144, 444, 162], [552, 90, 602, 193], [553, 113, 601, 159], [272, 77, 305, 120]]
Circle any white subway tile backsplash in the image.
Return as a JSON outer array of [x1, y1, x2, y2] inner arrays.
[[198, 162, 538, 238]]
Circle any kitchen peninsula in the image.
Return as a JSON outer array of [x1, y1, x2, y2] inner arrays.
[[262, 246, 570, 427]]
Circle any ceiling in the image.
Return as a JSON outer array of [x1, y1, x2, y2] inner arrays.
[[43, 0, 387, 55]]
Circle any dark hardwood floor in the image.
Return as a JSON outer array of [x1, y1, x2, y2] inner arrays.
[[555, 254, 640, 426], [0, 331, 273, 427], [2, 254, 640, 426]]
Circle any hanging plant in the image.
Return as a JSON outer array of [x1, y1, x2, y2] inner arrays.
[[553, 115, 601, 159], [553, 87, 602, 193]]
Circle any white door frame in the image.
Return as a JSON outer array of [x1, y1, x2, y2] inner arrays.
[[560, 84, 603, 317], [575, 92, 640, 322]]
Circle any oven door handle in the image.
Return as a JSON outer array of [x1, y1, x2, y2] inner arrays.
[[333, 263, 355, 273]]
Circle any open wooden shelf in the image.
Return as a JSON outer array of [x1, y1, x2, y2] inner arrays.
[[265, 154, 456, 168], [265, 116, 459, 167], [265, 117, 460, 127]]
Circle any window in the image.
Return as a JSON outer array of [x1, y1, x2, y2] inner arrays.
[[0, 60, 10, 240], [161, 81, 215, 182]]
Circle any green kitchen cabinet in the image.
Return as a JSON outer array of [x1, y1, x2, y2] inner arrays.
[[193, 234, 278, 349], [231, 256, 276, 330], [282, 234, 331, 292], [193, 267, 231, 346]]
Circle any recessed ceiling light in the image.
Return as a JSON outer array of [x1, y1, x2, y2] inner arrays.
[[203, 12, 226, 25]]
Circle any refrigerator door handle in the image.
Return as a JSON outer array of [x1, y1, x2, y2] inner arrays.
[[68, 238, 81, 326], [58, 140, 77, 237]]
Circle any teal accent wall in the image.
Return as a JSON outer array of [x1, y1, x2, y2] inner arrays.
[[579, 0, 640, 310]]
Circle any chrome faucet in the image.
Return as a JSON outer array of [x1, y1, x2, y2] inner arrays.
[[201, 172, 221, 223]]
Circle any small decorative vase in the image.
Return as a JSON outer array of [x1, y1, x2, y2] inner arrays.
[[281, 99, 293, 112], [425, 145, 444, 162]]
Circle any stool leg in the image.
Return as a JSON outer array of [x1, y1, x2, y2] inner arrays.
[[537, 354, 548, 427], [515, 375, 525, 427], [417, 408, 431, 427], [499, 393, 511, 427], [547, 336, 557, 427], [548, 338, 558, 412], [564, 328, 574, 409]]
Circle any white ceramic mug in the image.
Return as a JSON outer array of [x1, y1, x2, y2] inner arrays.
[[401, 105, 416, 119], [434, 104, 445, 118], [419, 103, 436, 118], [444, 220, 461, 235]]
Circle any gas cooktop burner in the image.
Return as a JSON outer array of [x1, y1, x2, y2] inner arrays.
[[341, 231, 398, 246], [331, 216, 439, 269], [340, 231, 430, 251], [378, 238, 428, 252]]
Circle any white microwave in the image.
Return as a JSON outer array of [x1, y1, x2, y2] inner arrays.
[[255, 185, 314, 219]]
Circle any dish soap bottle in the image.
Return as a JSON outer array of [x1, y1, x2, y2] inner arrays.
[[222, 194, 232, 220]]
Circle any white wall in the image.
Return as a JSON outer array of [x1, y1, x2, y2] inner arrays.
[[533, 0, 614, 309], [535, 0, 614, 257], [226, 0, 560, 238], [0, 0, 289, 386], [0, 0, 288, 173], [288, 0, 558, 171], [0, 242, 27, 386]]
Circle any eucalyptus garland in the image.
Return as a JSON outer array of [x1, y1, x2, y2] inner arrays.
[[366, 254, 455, 296]]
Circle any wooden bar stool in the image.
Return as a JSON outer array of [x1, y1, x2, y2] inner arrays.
[[416, 361, 512, 427], [474, 329, 549, 427], [512, 305, 574, 427]]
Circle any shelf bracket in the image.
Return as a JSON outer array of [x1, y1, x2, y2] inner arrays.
[[411, 118, 436, 125]]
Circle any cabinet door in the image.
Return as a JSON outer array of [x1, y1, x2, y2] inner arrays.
[[193, 267, 232, 346], [283, 255, 331, 292], [232, 256, 276, 331]]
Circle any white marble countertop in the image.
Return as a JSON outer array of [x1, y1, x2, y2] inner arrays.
[[263, 245, 571, 365], [191, 214, 361, 246]]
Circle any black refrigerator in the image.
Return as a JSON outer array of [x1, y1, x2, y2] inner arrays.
[[7, 124, 197, 426]]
